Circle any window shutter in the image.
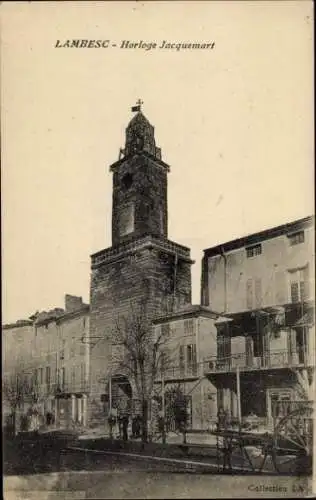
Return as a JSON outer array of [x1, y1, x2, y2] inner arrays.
[[184, 319, 194, 335], [192, 344, 197, 375], [179, 345, 185, 376], [291, 282, 299, 303], [246, 279, 253, 309], [299, 281, 306, 301], [81, 363, 85, 387], [46, 366, 51, 386]]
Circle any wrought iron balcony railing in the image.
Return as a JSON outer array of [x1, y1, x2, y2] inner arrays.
[[156, 364, 199, 381], [203, 349, 313, 374], [53, 381, 90, 395]]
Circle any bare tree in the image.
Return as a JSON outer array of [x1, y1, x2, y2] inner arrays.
[[3, 367, 31, 435], [112, 300, 172, 443], [164, 384, 189, 443]]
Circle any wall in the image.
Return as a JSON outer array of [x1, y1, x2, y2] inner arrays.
[[89, 243, 192, 427], [154, 313, 219, 429], [3, 307, 90, 429], [203, 222, 314, 314], [3, 323, 35, 427], [196, 316, 218, 361], [112, 156, 168, 246], [3, 323, 34, 375]]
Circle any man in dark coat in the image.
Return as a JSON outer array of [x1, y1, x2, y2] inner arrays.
[[122, 414, 129, 441]]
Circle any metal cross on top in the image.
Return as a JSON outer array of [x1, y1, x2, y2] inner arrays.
[[131, 99, 144, 113]]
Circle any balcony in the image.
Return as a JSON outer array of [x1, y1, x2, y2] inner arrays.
[[53, 381, 90, 396], [203, 349, 313, 374], [156, 365, 199, 382]]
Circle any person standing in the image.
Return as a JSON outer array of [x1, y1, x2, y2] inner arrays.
[[122, 413, 129, 441]]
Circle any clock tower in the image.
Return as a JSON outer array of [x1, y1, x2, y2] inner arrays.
[[88, 104, 193, 426], [111, 110, 168, 246]]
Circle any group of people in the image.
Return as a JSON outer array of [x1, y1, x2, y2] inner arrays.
[[108, 411, 143, 441]]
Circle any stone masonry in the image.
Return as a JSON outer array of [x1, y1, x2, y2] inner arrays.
[[88, 110, 194, 427]]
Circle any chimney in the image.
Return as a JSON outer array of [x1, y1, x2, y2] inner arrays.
[[65, 294, 83, 312]]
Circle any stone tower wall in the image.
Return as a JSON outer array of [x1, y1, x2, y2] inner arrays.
[[89, 243, 192, 426], [112, 156, 168, 246]]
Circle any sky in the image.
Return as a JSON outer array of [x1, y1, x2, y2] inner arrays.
[[1, 1, 314, 324]]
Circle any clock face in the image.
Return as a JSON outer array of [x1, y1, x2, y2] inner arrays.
[[121, 173, 133, 190]]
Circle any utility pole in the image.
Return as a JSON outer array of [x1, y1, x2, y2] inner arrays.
[[236, 365, 241, 425], [108, 372, 113, 439], [162, 372, 166, 444], [109, 373, 112, 414]]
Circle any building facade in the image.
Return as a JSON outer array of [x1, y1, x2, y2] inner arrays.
[[200, 216, 315, 425], [153, 305, 220, 430], [3, 295, 90, 430]]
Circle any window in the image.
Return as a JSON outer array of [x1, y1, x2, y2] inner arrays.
[[121, 173, 133, 191], [187, 344, 197, 375], [217, 334, 231, 359], [59, 367, 65, 388], [291, 282, 299, 303], [45, 366, 51, 387], [39, 367, 44, 385], [179, 345, 185, 376], [70, 340, 76, 358], [246, 244, 262, 258], [71, 367, 76, 388], [119, 202, 135, 237], [184, 319, 194, 335], [289, 268, 309, 303], [288, 231, 304, 246], [80, 363, 86, 386]]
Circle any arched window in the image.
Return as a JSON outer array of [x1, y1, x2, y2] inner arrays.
[[119, 202, 135, 237]]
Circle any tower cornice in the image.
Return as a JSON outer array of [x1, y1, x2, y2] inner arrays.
[[91, 234, 194, 269], [109, 151, 170, 173]]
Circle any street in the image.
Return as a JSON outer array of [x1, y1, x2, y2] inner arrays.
[[4, 442, 312, 499]]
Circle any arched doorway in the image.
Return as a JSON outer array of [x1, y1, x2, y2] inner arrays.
[[110, 374, 133, 415]]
